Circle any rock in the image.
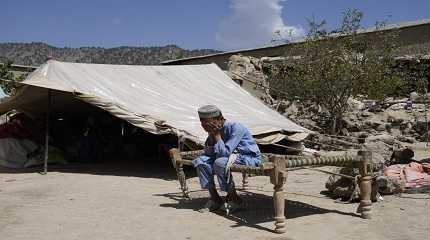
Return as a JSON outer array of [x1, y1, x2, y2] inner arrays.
[[260, 56, 289, 64], [297, 118, 319, 131], [419, 131, 430, 141], [410, 91, 419, 101], [389, 128, 401, 137], [340, 128, 349, 136], [364, 134, 398, 168], [361, 111, 374, 117], [411, 103, 427, 112], [368, 129, 378, 135], [250, 59, 262, 71], [325, 168, 359, 200], [400, 123, 414, 136], [275, 100, 290, 114], [284, 101, 301, 116], [396, 135, 416, 143], [388, 103, 407, 111], [348, 98, 365, 112], [325, 167, 380, 201], [343, 116, 363, 132], [375, 176, 405, 195], [366, 134, 395, 145], [350, 131, 368, 138], [362, 100, 377, 110], [363, 141, 390, 169], [385, 123, 393, 133], [385, 110, 413, 125], [405, 121, 413, 129], [364, 119, 384, 131], [413, 117, 430, 135], [227, 54, 270, 100], [376, 124, 386, 132], [384, 97, 394, 102]]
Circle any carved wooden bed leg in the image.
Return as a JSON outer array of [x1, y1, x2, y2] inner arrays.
[[169, 148, 190, 199], [177, 163, 190, 198], [242, 172, 249, 190], [270, 155, 287, 234], [357, 150, 372, 219]]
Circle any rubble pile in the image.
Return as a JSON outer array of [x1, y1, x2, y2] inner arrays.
[[277, 96, 430, 144], [227, 54, 430, 199], [226, 55, 275, 103], [226, 54, 430, 147]]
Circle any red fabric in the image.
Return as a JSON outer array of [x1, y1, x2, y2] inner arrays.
[[0, 122, 32, 139], [0, 113, 34, 140], [384, 162, 430, 188]]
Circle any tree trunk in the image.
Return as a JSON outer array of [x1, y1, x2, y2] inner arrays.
[[331, 115, 337, 135], [330, 112, 343, 135]]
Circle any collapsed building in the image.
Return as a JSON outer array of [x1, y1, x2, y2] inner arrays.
[[163, 18, 430, 98]]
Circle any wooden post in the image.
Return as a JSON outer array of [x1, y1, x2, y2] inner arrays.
[[241, 172, 249, 190], [169, 149, 190, 198], [357, 150, 372, 219], [42, 90, 51, 175], [270, 155, 287, 234]]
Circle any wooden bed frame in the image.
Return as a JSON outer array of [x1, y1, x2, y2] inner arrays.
[[169, 149, 373, 234]]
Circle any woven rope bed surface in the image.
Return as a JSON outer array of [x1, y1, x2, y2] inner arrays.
[[177, 150, 358, 175]]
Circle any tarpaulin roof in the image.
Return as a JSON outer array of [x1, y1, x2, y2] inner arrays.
[[0, 60, 309, 144]]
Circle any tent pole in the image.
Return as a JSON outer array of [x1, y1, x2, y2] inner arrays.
[[43, 90, 51, 175]]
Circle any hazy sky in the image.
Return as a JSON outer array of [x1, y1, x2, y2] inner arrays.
[[2, 0, 429, 50]]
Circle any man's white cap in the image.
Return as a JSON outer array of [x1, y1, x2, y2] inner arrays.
[[198, 105, 222, 119]]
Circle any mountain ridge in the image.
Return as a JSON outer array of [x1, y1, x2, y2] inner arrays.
[[0, 42, 222, 66]]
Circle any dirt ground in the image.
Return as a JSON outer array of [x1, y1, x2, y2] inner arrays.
[[1, 145, 429, 240]]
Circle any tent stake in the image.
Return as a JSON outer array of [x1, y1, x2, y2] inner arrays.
[[42, 90, 51, 175]]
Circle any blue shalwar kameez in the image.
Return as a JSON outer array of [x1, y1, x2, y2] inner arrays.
[[192, 120, 261, 191]]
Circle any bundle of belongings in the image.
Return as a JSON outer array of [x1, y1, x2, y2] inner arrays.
[[382, 161, 430, 194], [0, 112, 66, 168], [325, 146, 430, 201]]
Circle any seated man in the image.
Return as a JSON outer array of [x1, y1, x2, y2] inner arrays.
[[192, 105, 261, 212]]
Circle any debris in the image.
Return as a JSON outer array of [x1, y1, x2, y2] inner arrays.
[[226, 54, 430, 147], [375, 175, 405, 195]]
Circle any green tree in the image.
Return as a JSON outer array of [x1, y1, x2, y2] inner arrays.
[[0, 61, 27, 95], [266, 9, 404, 133]]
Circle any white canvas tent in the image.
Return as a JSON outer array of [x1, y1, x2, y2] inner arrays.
[[0, 60, 309, 146]]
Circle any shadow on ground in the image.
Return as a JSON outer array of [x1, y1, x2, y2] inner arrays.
[[156, 189, 358, 233], [0, 158, 196, 181]]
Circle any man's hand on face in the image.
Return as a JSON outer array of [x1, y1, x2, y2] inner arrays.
[[206, 122, 222, 141], [201, 120, 222, 140], [206, 122, 219, 134], [201, 121, 215, 133]]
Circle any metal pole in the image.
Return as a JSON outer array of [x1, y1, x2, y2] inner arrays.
[[426, 100, 429, 147], [43, 90, 51, 175], [425, 89, 429, 147]]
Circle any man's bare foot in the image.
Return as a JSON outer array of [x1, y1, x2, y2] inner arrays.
[[224, 188, 244, 214], [226, 188, 243, 205], [209, 187, 224, 205]]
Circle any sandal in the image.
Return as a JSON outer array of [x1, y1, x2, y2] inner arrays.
[[198, 199, 223, 213], [224, 201, 245, 215]]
